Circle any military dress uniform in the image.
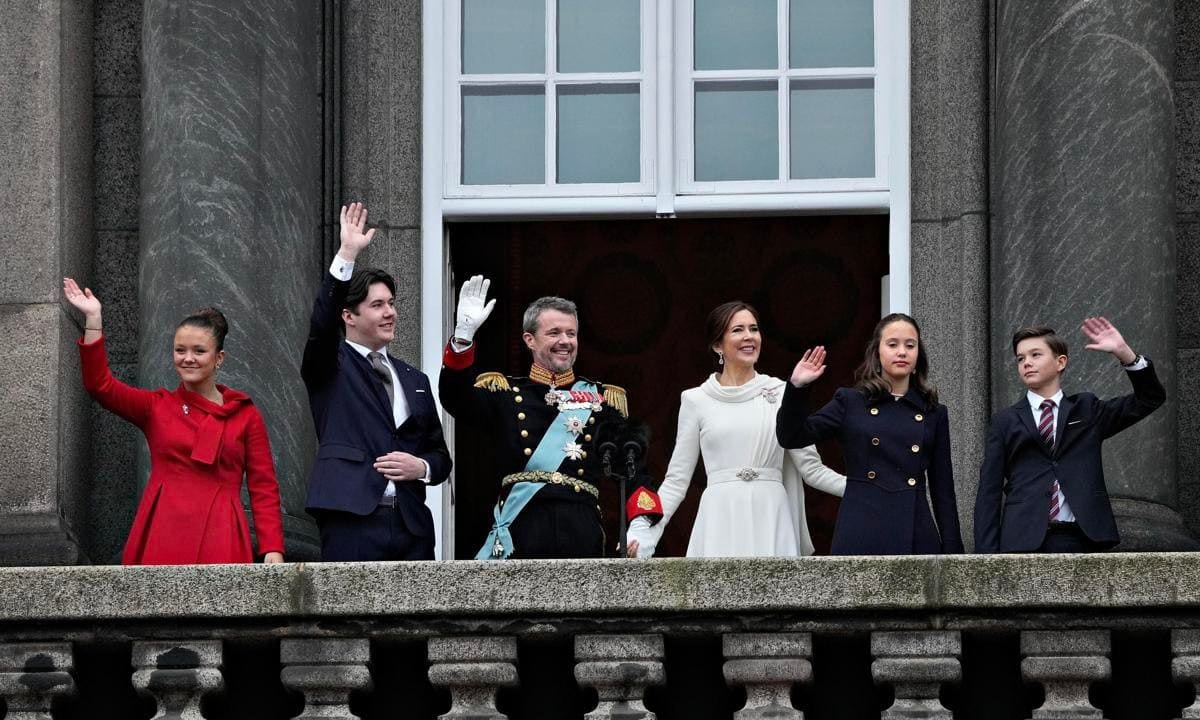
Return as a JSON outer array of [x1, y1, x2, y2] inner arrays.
[[441, 342, 662, 559], [776, 384, 964, 555]]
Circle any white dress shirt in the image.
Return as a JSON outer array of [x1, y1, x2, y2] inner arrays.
[[1026, 388, 1074, 522]]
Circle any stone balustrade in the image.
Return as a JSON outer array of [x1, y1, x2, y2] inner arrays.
[[0, 553, 1198, 717]]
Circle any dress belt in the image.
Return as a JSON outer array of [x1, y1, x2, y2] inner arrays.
[[708, 466, 783, 485]]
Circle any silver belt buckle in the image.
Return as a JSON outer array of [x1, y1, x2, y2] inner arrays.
[[735, 467, 759, 482]]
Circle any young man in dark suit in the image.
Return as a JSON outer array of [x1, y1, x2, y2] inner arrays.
[[302, 202, 451, 561], [974, 317, 1165, 553]]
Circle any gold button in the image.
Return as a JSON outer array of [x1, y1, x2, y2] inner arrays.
[[524, 448, 532, 456], [517, 412, 526, 420], [871, 437, 880, 446], [870, 408, 879, 416], [867, 471, 877, 479], [581, 451, 587, 459], [584, 434, 592, 442], [907, 478, 917, 487], [588, 417, 595, 425], [911, 445, 920, 453], [514, 395, 523, 403], [512, 386, 520, 392], [520, 430, 529, 438], [914, 414, 924, 422], [573, 485, 580, 493], [578, 469, 585, 477]]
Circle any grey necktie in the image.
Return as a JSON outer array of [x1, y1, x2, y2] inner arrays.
[[367, 351, 395, 408]]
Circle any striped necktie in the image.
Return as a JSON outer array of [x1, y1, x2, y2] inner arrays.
[[1040, 399, 1063, 521], [367, 351, 395, 408]]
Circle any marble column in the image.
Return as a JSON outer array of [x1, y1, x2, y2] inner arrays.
[[0, 0, 93, 565], [131, 640, 224, 719], [140, 0, 324, 558], [992, 1, 1191, 549], [574, 634, 665, 720], [427, 636, 518, 720], [280, 638, 372, 719], [1172, 629, 1200, 719], [722, 633, 810, 719], [1020, 630, 1109, 719], [0, 643, 75, 719], [871, 631, 960, 719]]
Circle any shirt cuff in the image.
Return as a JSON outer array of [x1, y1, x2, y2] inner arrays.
[[419, 459, 431, 484], [329, 254, 354, 281], [1123, 354, 1149, 371]]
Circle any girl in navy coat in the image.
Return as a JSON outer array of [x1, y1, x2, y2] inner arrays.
[[776, 313, 964, 555]]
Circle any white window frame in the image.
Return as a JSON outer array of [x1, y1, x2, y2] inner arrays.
[[423, 0, 911, 557]]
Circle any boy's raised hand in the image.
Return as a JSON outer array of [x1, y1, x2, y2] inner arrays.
[[1082, 316, 1136, 364]]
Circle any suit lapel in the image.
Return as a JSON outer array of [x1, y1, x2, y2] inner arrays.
[[1054, 394, 1074, 454], [1012, 398, 1051, 456], [389, 354, 422, 421], [344, 344, 395, 424]]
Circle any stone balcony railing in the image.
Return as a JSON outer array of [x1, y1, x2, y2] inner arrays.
[[1, 553, 1200, 718]]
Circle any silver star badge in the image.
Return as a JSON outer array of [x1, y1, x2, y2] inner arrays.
[[563, 415, 585, 436], [563, 442, 584, 461]]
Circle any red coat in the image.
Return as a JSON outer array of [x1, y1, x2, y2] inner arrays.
[[79, 336, 285, 564]]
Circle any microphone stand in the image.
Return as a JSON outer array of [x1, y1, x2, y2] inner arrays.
[[599, 442, 622, 556]]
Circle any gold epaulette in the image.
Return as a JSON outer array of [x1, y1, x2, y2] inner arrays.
[[474, 372, 511, 392], [603, 384, 629, 417]]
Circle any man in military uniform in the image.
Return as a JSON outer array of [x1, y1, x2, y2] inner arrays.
[[439, 275, 662, 559]]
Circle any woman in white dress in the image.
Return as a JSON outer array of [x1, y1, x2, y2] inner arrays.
[[627, 302, 846, 558]]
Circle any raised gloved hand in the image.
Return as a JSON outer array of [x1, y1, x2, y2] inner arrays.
[[453, 274, 496, 344]]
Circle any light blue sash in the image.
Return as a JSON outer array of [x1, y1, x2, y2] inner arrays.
[[476, 381, 599, 560]]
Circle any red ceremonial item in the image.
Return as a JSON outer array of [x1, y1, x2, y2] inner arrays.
[[626, 487, 664, 522], [79, 336, 285, 565]]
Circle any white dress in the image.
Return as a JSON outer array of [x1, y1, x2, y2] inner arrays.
[[628, 373, 846, 558]]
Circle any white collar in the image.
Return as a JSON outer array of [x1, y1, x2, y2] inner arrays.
[[1026, 388, 1064, 413], [345, 339, 390, 365]]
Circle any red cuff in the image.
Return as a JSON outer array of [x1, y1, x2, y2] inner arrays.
[[627, 487, 663, 523], [442, 341, 476, 370]]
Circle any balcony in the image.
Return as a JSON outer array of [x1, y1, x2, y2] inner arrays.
[[0, 553, 1198, 717]]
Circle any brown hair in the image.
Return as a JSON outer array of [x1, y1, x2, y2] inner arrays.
[[854, 313, 938, 405], [706, 301, 760, 371], [1011, 325, 1069, 357], [177, 307, 229, 350]]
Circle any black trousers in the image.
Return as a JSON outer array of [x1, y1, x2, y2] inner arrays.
[[319, 507, 435, 561], [508, 493, 604, 559], [1037, 522, 1103, 553]]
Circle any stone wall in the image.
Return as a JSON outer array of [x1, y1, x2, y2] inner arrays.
[[1176, 0, 1200, 538]]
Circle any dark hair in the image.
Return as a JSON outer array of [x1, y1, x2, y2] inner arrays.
[[854, 313, 938, 405], [706, 301, 760, 370], [1011, 325, 1069, 357], [343, 268, 396, 324], [177, 307, 229, 350]]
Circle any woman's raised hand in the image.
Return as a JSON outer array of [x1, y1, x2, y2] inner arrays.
[[63, 277, 102, 318], [789, 346, 827, 388]]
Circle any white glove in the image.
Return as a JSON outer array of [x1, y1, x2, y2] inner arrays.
[[453, 275, 496, 344], [626, 516, 658, 558]]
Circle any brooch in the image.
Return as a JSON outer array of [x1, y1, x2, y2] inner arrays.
[[760, 387, 779, 404], [735, 467, 760, 482], [182, 404, 190, 416], [544, 390, 560, 407]]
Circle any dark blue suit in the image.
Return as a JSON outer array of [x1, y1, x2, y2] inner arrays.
[[302, 272, 451, 560], [974, 361, 1165, 553], [777, 385, 964, 555]]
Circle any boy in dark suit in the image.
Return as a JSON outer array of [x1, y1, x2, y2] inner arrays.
[[302, 203, 451, 561], [974, 317, 1165, 553]]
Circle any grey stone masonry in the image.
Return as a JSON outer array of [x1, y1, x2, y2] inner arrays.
[[722, 633, 810, 719], [280, 638, 372, 720], [427, 636, 518, 720], [575, 634, 665, 720], [0, 642, 75, 719], [1020, 630, 1110, 719], [131, 640, 223, 720], [1172, 629, 1200, 719], [871, 631, 960, 719]]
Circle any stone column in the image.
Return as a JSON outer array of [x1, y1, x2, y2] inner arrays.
[[0, 643, 75, 719], [140, 0, 324, 558], [721, 633, 810, 719], [1020, 630, 1110, 719], [574, 634, 665, 720], [427, 636, 518, 720], [1172, 629, 1200, 719], [280, 638, 372, 719], [0, 0, 93, 565], [871, 631, 960, 719], [992, 1, 1191, 549], [131, 640, 224, 719]]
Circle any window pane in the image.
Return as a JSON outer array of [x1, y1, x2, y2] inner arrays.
[[694, 0, 777, 70], [790, 0, 873, 68], [558, 0, 640, 73], [462, 0, 544, 74], [790, 79, 874, 179], [462, 86, 545, 185], [695, 81, 778, 182], [557, 84, 640, 184]]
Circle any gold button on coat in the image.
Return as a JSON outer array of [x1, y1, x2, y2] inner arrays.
[[870, 408, 879, 415], [871, 437, 880, 446], [588, 417, 595, 425], [577, 469, 585, 477], [911, 445, 920, 453], [584, 434, 592, 442], [914, 414, 924, 422], [514, 396, 523, 403], [520, 430, 529, 438], [907, 478, 918, 487], [581, 451, 588, 459], [524, 448, 532, 456], [867, 471, 877, 479], [517, 412, 526, 420], [512, 387, 520, 392]]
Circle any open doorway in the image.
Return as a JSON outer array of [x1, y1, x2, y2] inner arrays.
[[447, 215, 889, 558]]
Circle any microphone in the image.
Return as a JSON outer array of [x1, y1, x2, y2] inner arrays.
[[593, 419, 622, 478], [621, 421, 649, 479]]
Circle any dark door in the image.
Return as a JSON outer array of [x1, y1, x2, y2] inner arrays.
[[448, 215, 888, 558]]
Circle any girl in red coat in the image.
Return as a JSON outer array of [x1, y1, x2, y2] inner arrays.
[[64, 277, 285, 565]]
